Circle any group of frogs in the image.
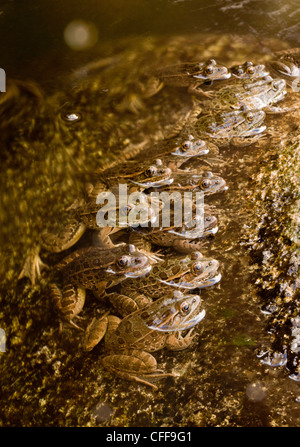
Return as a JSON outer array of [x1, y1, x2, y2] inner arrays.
[[22, 47, 300, 390]]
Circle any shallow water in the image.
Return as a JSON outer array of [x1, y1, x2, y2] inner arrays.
[[0, 0, 300, 427]]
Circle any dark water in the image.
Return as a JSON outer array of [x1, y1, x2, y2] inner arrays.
[[1, 0, 300, 90], [1, 0, 300, 428]]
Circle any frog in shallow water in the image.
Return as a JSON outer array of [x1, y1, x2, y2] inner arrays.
[[206, 75, 287, 113], [49, 243, 157, 330], [154, 59, 231, 98], [188, 108, 267, 147], [114, 251, 221, 302], [129, 204, 218, 254], [83, 290, 205, 389], [19, 192, 162, 285]]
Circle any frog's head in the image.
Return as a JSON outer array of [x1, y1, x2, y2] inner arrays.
[[156, 251, 221, 290], [184, 171, 227, 195], [129, 158, 174, 188], [231, 61, 269, 79], [144, 290, 205, 332], [193, 59, 231, 82], [168, 210, 218, 239], [171, 135, 209, 158], [106, 244, 154, 278]]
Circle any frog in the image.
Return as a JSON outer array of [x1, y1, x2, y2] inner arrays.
[[163, 169, 228, 195], [129, 204, 218, 254], [133, 134, 220, 172], [113, 251, 221, 302], [83, 290, 205, 389], [49, 243, 157, 330], [187, 108, 267, 147], [87, 157, 174, 200], [153, 59, 231, 98], [205, 75, 287, 113], [19, 192, 162, 285]]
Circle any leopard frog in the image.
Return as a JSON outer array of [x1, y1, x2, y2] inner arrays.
[[207, 76, 287, 113], [165, 169, 227, 195], [49, 244, 156, 329], [19, 194, 161, 285], [119, 251, 221, 300], [154, 59, 231, 97], [83, 290, 205, 389], [129, 205, 218, 254], [189, 108, 267, 147], [88, 158, 174, 199], [132, 135, 220, 175]]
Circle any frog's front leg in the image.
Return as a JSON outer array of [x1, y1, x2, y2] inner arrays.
[[166, 328, 198, 351], [102, 349, 175, 390]]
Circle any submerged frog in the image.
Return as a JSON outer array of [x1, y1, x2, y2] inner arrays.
[[19, 193, 161, 285], [88, 158, 174, 199], [164, 169, 227, 195], [116, 251, 221, 301], [154, 59, 231, 98], [129, 204, 218, 253], [49, 244, 157, 330], [189, 108, 267, 147], [83, 290, 205, 389], [132, 135, 220, 174], [206, 76, 287, 113]]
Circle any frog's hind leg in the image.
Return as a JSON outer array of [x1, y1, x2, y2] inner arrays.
[[103, 349, 175, 390]]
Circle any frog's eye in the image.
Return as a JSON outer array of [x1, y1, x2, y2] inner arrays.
[[272, 81, 279, 91], [117, 255, 131, 268], [181, 140, 192, 151], [246, 112, 255, 122], [145, 166, 158, 177], [201, 179, 211, 190], [246, 66, 255, 75], [205, 65, 214, 75], [192, 261, 204, 275], [180, 301, 190, 315], [205, 215, 213, 222]]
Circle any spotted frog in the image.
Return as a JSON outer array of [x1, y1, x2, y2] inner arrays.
[[129, 204, 218, 253], [83, 290, 205, 389], [189, 108, 267, 147], [49, 244, 157, 329], [154, 59, 231, 98], [163, 169, 227, 195], [207, 76, 287, 113], [116, 251, 221, 301]]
